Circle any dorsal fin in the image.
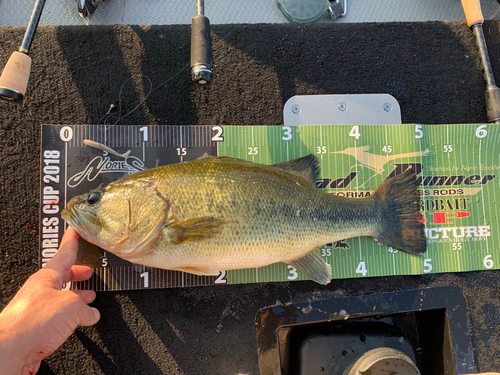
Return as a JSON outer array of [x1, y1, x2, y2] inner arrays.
[[273, 154, 320, 186]]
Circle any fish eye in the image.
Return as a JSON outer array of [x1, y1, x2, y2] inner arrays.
[[87, 191, 102, 205]]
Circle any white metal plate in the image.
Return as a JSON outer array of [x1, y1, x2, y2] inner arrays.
[[0, 0, 499, 27], [283, 94, 402, 125]]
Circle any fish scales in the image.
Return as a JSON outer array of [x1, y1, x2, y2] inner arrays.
[[138, 159, 379, 270]]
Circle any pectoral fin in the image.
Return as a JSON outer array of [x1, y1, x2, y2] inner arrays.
[[166, 216, 226, 245], [288, 249, 332, 285], [173, 266, 221, 276]]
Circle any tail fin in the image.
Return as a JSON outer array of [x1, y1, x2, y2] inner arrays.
[[372, 169, 426, 256]]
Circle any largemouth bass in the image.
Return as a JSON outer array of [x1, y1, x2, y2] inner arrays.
[[61, 154, 426, 285]]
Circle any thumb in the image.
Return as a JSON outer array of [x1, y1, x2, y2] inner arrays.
[[78, 303, 101, 327], [44, 227, 80, 284]]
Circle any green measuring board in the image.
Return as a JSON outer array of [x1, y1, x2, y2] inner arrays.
[[40, 124, 499, 291]]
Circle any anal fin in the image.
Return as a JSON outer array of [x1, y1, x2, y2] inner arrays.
[[288, 249, 332, 285]]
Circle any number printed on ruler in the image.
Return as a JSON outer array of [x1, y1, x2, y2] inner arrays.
[[40, 124, 500, 291]]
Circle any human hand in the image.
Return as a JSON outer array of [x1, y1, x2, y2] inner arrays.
[[0, 227, 100, 375]]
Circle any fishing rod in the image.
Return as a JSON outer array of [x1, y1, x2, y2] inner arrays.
[[0, 0, 46, 103], [191, 0, 214, 84], [461, 0, 500, 123]]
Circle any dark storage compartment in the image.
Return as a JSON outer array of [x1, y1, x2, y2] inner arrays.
[[256, 287, 474, 375], [282, 309, 454, 375]]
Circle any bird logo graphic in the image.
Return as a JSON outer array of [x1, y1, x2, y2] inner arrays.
[[331, 145, 430, 187]]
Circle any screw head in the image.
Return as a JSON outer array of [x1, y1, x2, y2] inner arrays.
[[292, 105, 300, 114], [338, 102, 347, 111], [384, 103, 392, 112]]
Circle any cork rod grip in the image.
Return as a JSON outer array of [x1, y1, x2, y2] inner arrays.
[[0, 51, 32, 96], [461, 0, 484, 27]]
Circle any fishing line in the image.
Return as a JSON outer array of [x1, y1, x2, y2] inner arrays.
[[487, 4, 500, 19], [99, 74, 155, 125], [99, 24, 243, 125]]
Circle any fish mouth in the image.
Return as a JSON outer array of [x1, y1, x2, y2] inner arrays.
[[61, 199, 76, 224], [61, 206, 81, 230], [61, 204, 97, 234]]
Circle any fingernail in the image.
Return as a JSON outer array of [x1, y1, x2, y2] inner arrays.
[[85, 268, 94, 279], [92, 307, 101, 322]]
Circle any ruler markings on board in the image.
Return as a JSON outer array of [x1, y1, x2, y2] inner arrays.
[[480, 139, 490, 258], [453, 125, 459, 271], [39, 124, 500, 290]]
